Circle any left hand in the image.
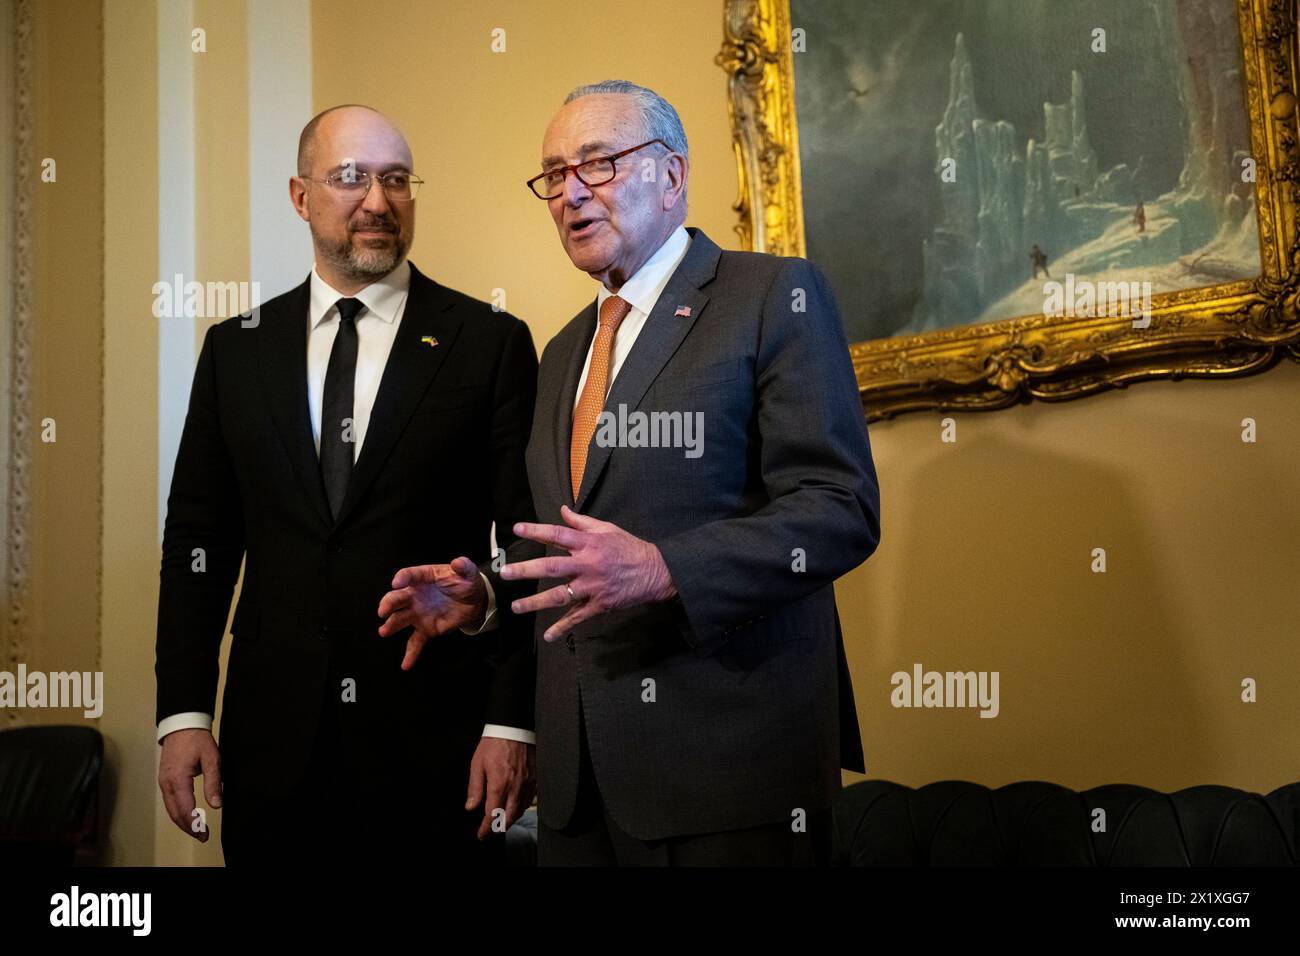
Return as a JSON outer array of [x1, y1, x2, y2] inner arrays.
[[466, 737, 535, 841], [376, 557, 487, 671], [500, 505, 676, 642]]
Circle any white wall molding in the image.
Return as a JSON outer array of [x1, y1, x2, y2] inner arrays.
[[156, 0, 197, 535], [4, 0, 31, 725], [248, 0, 313, 303]]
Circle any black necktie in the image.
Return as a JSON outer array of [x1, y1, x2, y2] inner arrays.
[[320, 297, 364, 520]]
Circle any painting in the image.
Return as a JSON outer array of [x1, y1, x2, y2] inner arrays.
[[717, 0, 1300, 419]]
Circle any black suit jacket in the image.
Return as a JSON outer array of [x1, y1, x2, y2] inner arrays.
[[155, 263, 538, 799], [495, 228, 880, 840]]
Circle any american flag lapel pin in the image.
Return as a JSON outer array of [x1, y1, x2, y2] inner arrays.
[[674, 305, 692, 318], [420, 335, 439, 348]]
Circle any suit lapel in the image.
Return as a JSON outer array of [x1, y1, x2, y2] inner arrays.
[[573, 227, 722, 511], [552, 301, 598, 506], [332, 263, 462, 527], [258, 276, 334, 531]]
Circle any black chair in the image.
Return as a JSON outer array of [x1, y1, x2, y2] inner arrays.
[[0, 725, 103, 866], [832, 779, 1300, 865]]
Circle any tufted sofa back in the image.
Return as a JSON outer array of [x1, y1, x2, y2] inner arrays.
[[832, 780, 1300, 865]]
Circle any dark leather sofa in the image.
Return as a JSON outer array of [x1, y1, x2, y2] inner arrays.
[[831, 779, 1300, 865], [6, 725, 1296, 867], [0, 725, 102, 866]]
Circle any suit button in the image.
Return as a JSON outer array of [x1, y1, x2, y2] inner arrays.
[[564, 634, 576, 652], [318, 625, 328, 640]]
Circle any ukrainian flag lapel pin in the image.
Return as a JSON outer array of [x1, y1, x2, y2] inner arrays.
[[420, 335, 439, 348]]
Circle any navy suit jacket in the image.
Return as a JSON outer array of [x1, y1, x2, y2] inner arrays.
[[495, 227, 880, 840]]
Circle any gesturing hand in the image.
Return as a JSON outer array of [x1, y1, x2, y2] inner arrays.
[[377, 556, 487, 670], [500, 504, 676, 642]]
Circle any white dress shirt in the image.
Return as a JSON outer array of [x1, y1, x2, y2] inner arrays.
[[574, 224, 692, 406], [157, 260, 533, 746], [305, 260, 410, 458]]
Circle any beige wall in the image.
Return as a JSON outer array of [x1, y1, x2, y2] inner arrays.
[[194, 0, 249, 353], [838, 360, 1300, 794], [311, 0, 743, 345], [102, 0, 159, 866], [7, 0, 1298, 866], [19, 0, 104, 730]]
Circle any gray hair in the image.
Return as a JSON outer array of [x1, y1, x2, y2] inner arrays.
[[564, 80, 689, 158]]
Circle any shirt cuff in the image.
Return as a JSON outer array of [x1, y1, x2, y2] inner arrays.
[[460, 572, 499, 634], [158, 711, 213, 743], [482, 724, 536, 745]]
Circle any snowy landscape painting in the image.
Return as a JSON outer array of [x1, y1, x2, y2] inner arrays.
[[790, 0, 1260, 344]]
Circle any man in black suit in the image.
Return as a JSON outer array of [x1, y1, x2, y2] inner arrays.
[[155, 105, 537, 866], [380, 81, 880, 866]]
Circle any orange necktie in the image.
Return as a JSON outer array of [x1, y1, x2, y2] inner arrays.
[[570, 294, 632, 499]]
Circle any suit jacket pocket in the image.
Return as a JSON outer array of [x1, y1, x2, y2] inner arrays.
[[674, 356, 746, 390]]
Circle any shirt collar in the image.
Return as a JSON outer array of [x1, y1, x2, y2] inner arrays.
[[596, 225, 691, 318], [309, 259, 412, 329]]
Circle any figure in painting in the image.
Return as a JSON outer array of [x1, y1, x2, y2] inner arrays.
[[1030, 243, 1050, 279]]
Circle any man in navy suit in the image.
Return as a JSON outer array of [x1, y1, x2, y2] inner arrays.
[[380, 81, 880, 865]]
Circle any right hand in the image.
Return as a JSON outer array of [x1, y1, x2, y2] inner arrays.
[[377, 556, 487, 670], [158, 728, 222, 842]]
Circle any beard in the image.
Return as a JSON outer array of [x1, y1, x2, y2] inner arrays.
[[314, 214, 410, 283]]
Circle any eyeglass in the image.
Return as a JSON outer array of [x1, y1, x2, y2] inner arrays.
[[526, 139, 667, 199], [300, 169, 424, 202]]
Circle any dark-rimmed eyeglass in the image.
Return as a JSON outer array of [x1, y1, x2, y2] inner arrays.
[[300, 169, 424, 203], [526, 139, 667, 200]]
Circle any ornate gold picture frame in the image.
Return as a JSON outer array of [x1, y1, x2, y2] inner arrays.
[[717, 0, 1300, 420]]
